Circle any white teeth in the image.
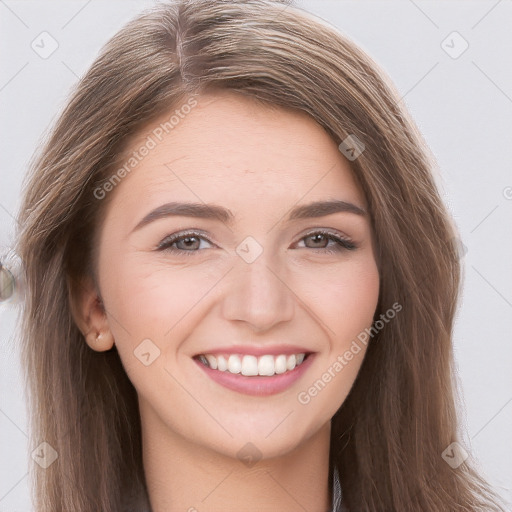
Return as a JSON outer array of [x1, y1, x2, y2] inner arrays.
[[241, 355, 259, 376], [205, 354, 217, 370], [197, 352, 307, 376], [258, 355, 275, 376], [217, 355, 228, 371], [228, 354, 241, 374], [286, 354, 296, 370], [275, 354, 287, 374]]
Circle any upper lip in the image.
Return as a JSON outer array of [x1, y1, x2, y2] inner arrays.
[[194, 345, 314, 357]]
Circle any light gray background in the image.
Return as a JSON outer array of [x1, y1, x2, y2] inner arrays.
[[1, 1, 511, 510]]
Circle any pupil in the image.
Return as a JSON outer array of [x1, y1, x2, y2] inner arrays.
[[310, 234, 325, 247], [181, 237, 198, 249]]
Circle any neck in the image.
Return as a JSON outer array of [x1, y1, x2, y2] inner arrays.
[[140, 403, 332, 512]]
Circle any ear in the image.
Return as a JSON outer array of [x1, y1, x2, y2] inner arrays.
[[67, 273, 115, 352]]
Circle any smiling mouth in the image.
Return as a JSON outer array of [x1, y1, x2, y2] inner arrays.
[[194, 352, 311, 377]]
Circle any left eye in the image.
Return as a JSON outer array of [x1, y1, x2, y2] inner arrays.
[[156, 230, 357, 255], [156, 232, 213, 253], [296, 231, 357, 253]]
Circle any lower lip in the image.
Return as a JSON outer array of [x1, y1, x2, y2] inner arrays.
[[194, 354, 315, 396]]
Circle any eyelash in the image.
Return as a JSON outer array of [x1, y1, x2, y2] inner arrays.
[[156, 229, 357, 255]]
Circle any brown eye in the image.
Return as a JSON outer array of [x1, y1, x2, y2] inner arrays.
[[304, 233, 330, 249], [156, 229, 357, 256], [297, 230, 357, 253], [157, 231, 213, 254], [174, 236, 201, 251]]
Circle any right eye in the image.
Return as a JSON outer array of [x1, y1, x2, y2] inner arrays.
[[156, 231, 215, 255]]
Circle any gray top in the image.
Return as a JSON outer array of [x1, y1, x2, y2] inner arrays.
[[136, 467, 343, 511], [330, 465, 344, 512]]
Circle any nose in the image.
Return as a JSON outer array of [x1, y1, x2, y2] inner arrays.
[[221, 251, 295, 333]]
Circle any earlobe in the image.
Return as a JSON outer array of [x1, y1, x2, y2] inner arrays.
[[85, 329, 115, 352], [67, 274, 115, 352]]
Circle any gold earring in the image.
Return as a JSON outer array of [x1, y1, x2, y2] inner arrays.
[[85, 329, 114, 351], [86, 331, 97, 345]]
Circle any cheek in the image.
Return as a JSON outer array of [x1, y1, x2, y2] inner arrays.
[[105, 258, 209, 333], [297, 260, 378, 403], [297, 254, 380, 344], [101, 256, 221, 374], [100, 259, 214, 406]]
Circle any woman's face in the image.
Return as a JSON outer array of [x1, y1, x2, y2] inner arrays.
[[93, 91, 379, 459]]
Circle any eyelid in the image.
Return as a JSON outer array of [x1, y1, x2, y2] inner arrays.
[[155, 229, 214, 251], [293, 228, 357, 252], [156, 227, 357, 254], [298, 227, 353, 242]]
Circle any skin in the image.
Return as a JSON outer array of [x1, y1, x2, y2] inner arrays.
[[74, 91, 380, 512]]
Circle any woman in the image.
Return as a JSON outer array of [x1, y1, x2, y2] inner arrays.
[[14, 0, 507, 510]]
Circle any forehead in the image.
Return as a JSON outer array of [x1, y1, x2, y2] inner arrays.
[[106, 91, 366, 215]]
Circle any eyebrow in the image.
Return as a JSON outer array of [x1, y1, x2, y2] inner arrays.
[[131, 199, 367, 234]]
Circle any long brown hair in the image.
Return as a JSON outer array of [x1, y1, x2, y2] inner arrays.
[[15, 0, 506, 510]]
